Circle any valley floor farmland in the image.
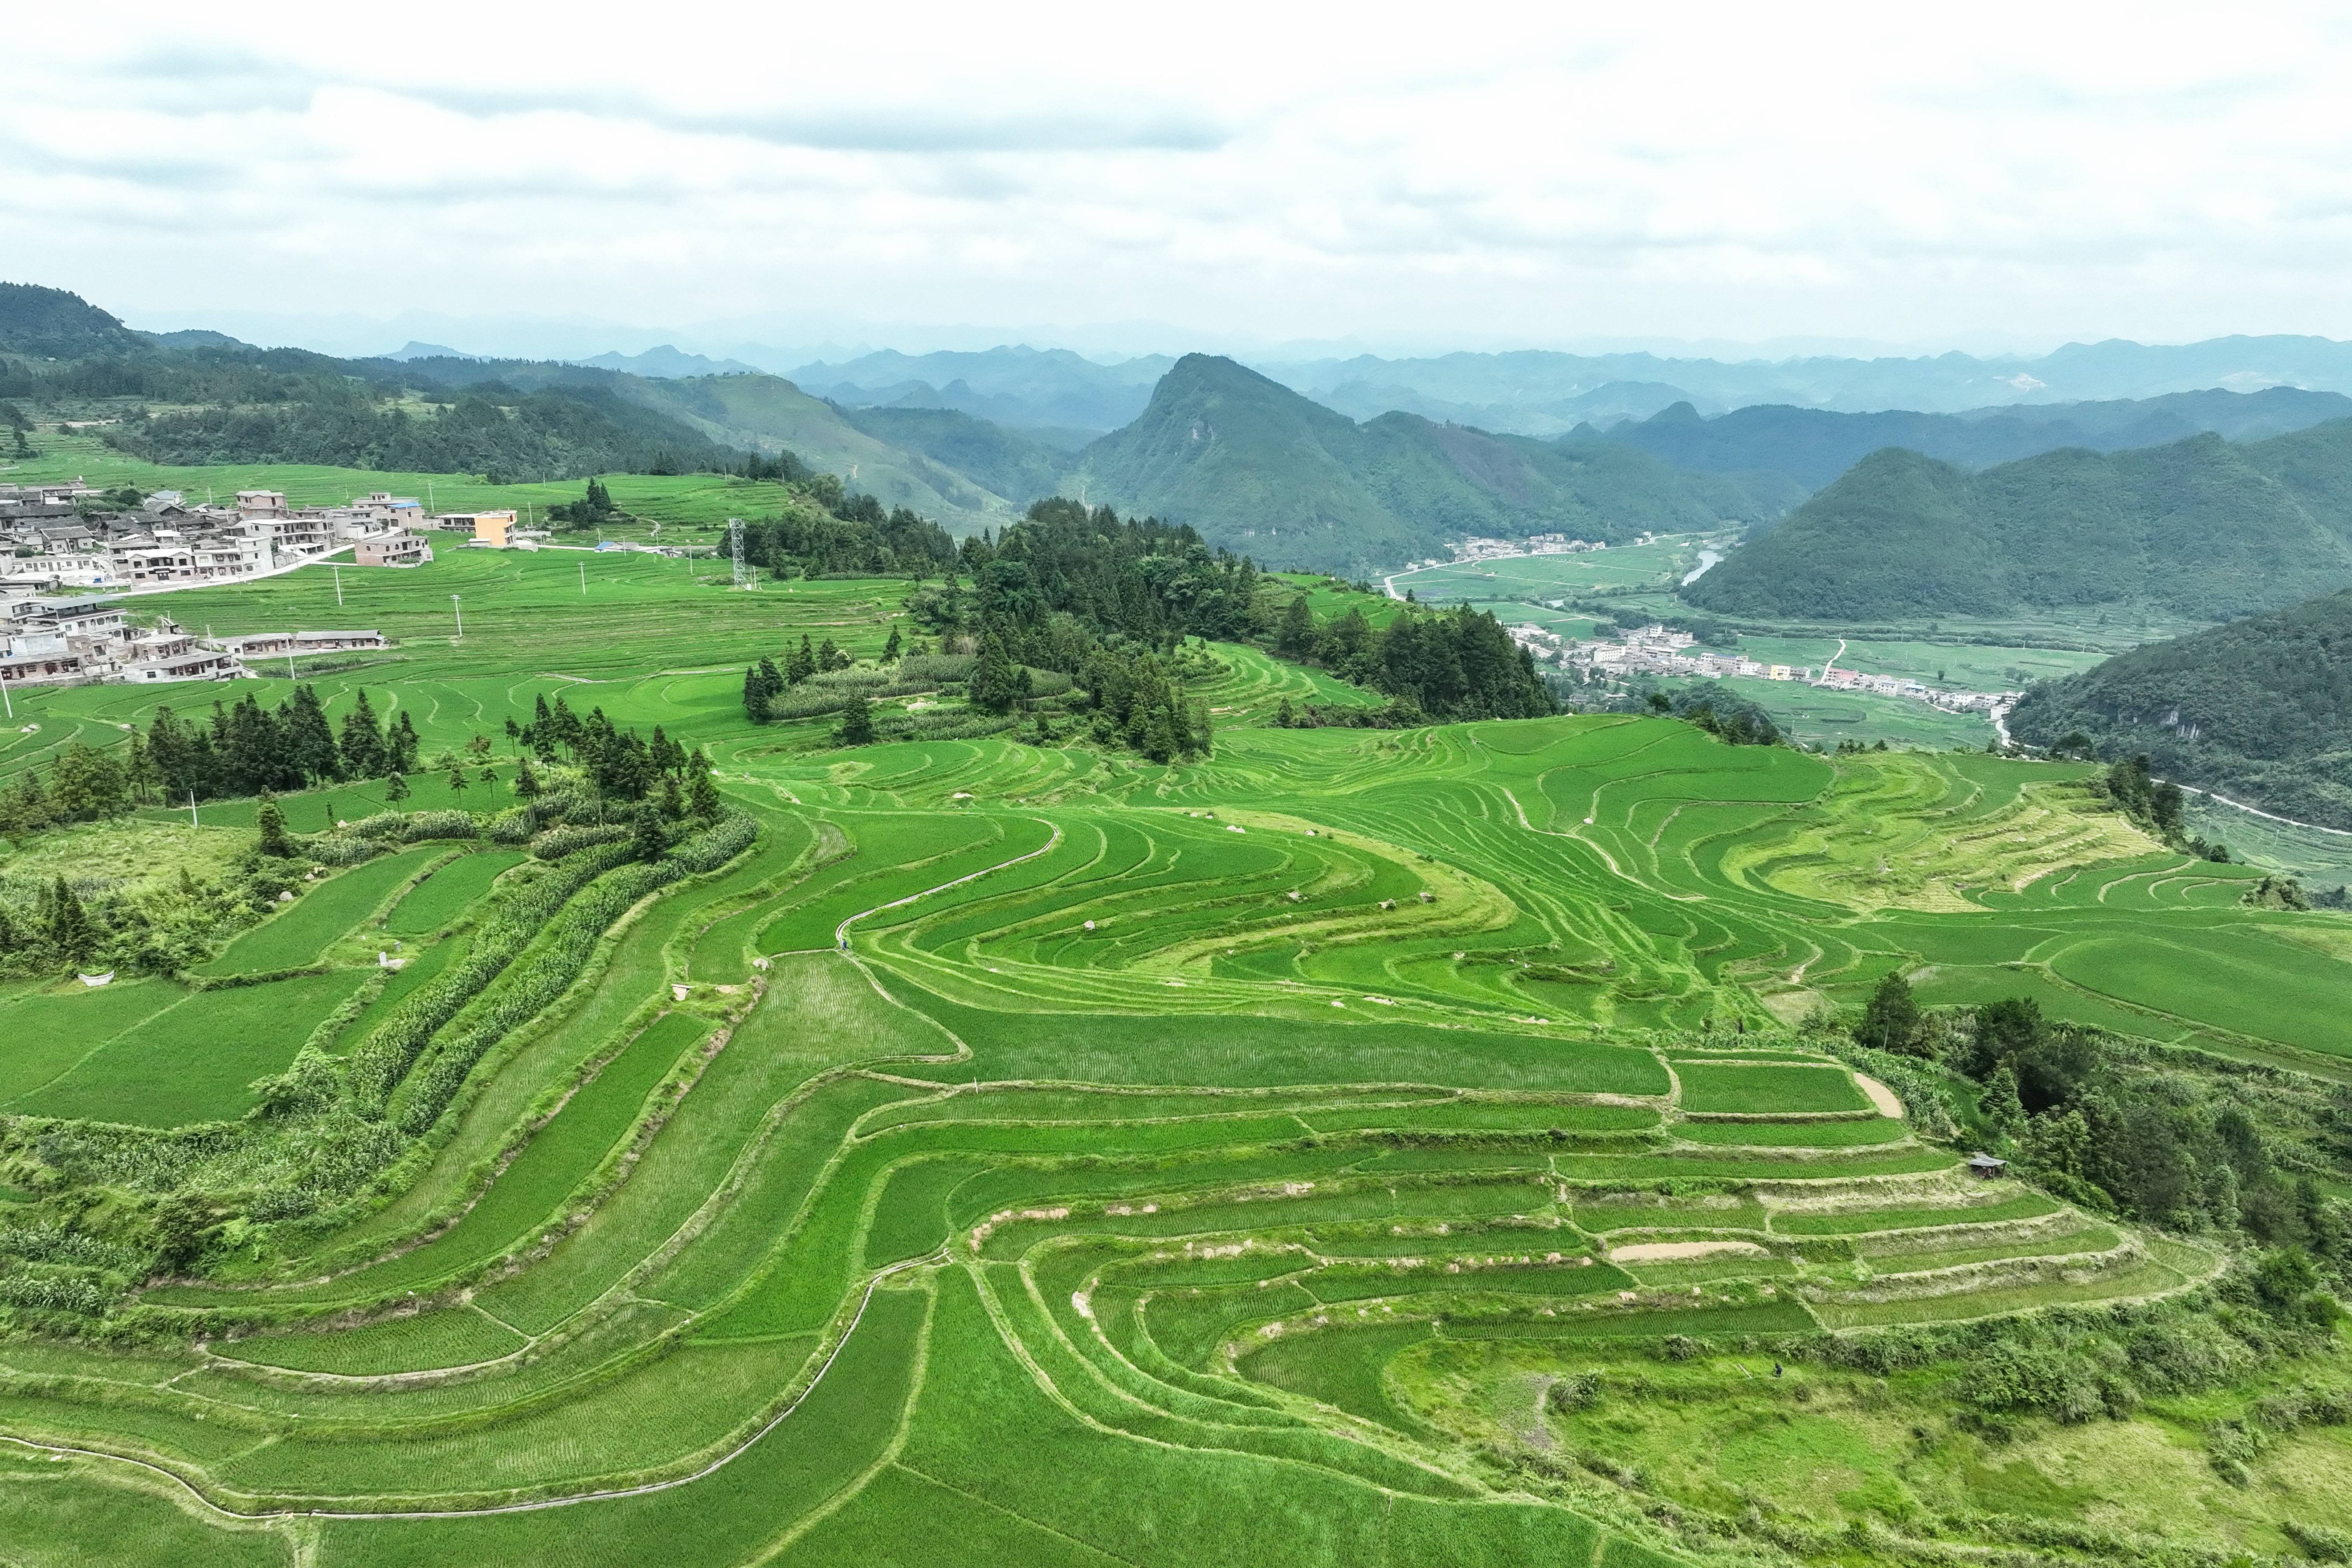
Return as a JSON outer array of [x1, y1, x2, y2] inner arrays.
[[0, 555, 2348, 1566]]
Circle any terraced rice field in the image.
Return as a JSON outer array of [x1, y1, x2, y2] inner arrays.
[[1, 685, 2303, 1564]]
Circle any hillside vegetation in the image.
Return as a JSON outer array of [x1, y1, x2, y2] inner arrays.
[[1683, 420, 2352, 622], [1076, 354, 1794, 574], [2009, 588, 2352, 829]]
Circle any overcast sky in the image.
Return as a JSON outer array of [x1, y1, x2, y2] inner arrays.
[[11, 1, 2352, 360]]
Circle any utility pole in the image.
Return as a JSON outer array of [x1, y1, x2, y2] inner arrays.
[[579, 560, 586, 595], [451, 594, 463, 641], [0, 668, 11, 720], [188, 789, 198, 828]]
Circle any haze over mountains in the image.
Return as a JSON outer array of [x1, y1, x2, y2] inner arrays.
[[22, 280, 2352, 593]]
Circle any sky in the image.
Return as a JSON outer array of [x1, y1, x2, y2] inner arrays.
[[10, 0, 2352, 362]]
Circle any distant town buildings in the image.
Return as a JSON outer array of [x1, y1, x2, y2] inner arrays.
[[0, 596, 389, 688], [0, 479, 429, 593], [1546, 621, 2019, 720]]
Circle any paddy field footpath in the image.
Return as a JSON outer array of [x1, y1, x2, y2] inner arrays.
[[0, 544, 2343, 1565]]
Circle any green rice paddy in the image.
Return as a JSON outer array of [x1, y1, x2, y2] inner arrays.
[[0, 551, 2330, 1566]]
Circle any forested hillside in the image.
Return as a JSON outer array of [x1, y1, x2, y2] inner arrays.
[[1075, 354, 1791, 574], [835, 404, 1068, 509], [106, 379, 735, 479], [2008, 588, 2352, 828], [1683, 420, 2352, 621], [1600, 387, 2352, 490]]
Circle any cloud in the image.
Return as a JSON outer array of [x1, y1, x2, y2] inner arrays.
[[9, 0, 2352, 352]]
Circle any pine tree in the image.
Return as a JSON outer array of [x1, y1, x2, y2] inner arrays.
[[389, 712, 421, 773], [384, 771, 409, 805], [1277, 595, 1314, 657], [446, 762, 468, 797], [835, 694, 875, 746], [1275, 696, 1296, 728], [659, 775, 684, 818], [44, 877, 96, 967], [970, 629, 1017, 714], [339, 690, 387, 777], [514, 758, 542, 799], [743, 662, 775, 722], [1980, 1063, 2027, 1136], [285, 685, 341, 782], [787, 636, 817, 685], [254, 791, 292, 858], [688, 767, 721, 821], [882, 625, 902, 662], [630, 804, 670, 862]]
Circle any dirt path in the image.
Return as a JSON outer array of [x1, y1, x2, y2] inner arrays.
[[1853, 1073, 1905, 1119], [1611, 1240, 1768, 1262]]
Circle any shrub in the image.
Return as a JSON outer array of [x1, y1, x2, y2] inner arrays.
[[533, 822, 633, 860]]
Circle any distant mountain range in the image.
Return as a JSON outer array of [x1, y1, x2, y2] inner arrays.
[[789, 347, 1174, 434], [28, 281, 2352, 598], [569, 345, 764, 378], [1262, 336, 2352, 431], [1069, 355, 1796, 574], [1598, 388, 2352, 491], [1682, 420, 2352, 624], [2009, 588, 2352, 831]]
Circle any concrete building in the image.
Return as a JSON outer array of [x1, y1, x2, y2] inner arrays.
[[355, 531, 429, 568]]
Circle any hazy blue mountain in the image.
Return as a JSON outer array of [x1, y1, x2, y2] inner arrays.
[[1259, 335, 2352, 426], [1316, 377, 1709, 437], [571, 344, 763, 378], [792, 346, 1175, 432], [378, 341, 478, 362], [1598, 387, 2352, 490]]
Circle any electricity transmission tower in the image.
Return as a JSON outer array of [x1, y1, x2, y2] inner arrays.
[[728, 518, 751, 589]]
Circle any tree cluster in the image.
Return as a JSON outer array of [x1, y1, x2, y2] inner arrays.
[[1274, 597, 1552, 721], [1858, 975, 2352, 1255], [912, 499, 1267, 648], [737, 502, 956, 580], [546, 476, 620, 531], [520, 692, 714, 815], [146, 688, 421, 804]]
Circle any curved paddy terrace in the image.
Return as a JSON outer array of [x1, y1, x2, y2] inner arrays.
[[8, 705, 2344, 1566]]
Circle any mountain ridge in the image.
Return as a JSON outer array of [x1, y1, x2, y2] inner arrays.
[[1681, 420, 2352, 623]]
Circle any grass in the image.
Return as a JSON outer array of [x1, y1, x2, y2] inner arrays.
[[0, 544, 2333, 1564], [5, 970, 372, 1124], [194, 845, 447, 976], [1674, 1061, 1868, 1115], [384, 849, 528, 935]]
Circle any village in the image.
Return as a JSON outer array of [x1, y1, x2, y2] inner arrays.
[[1507, 618, 2021, 723], [0, 480, 681, 689]]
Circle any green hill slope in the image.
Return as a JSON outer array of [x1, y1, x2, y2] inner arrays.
[[835, 404, 1068, 510], [611, 373, 1020, 530], [2008, 588, 2352, 828], [1684, 420, 2352, 622], [1076, 355, 1790, 573]]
